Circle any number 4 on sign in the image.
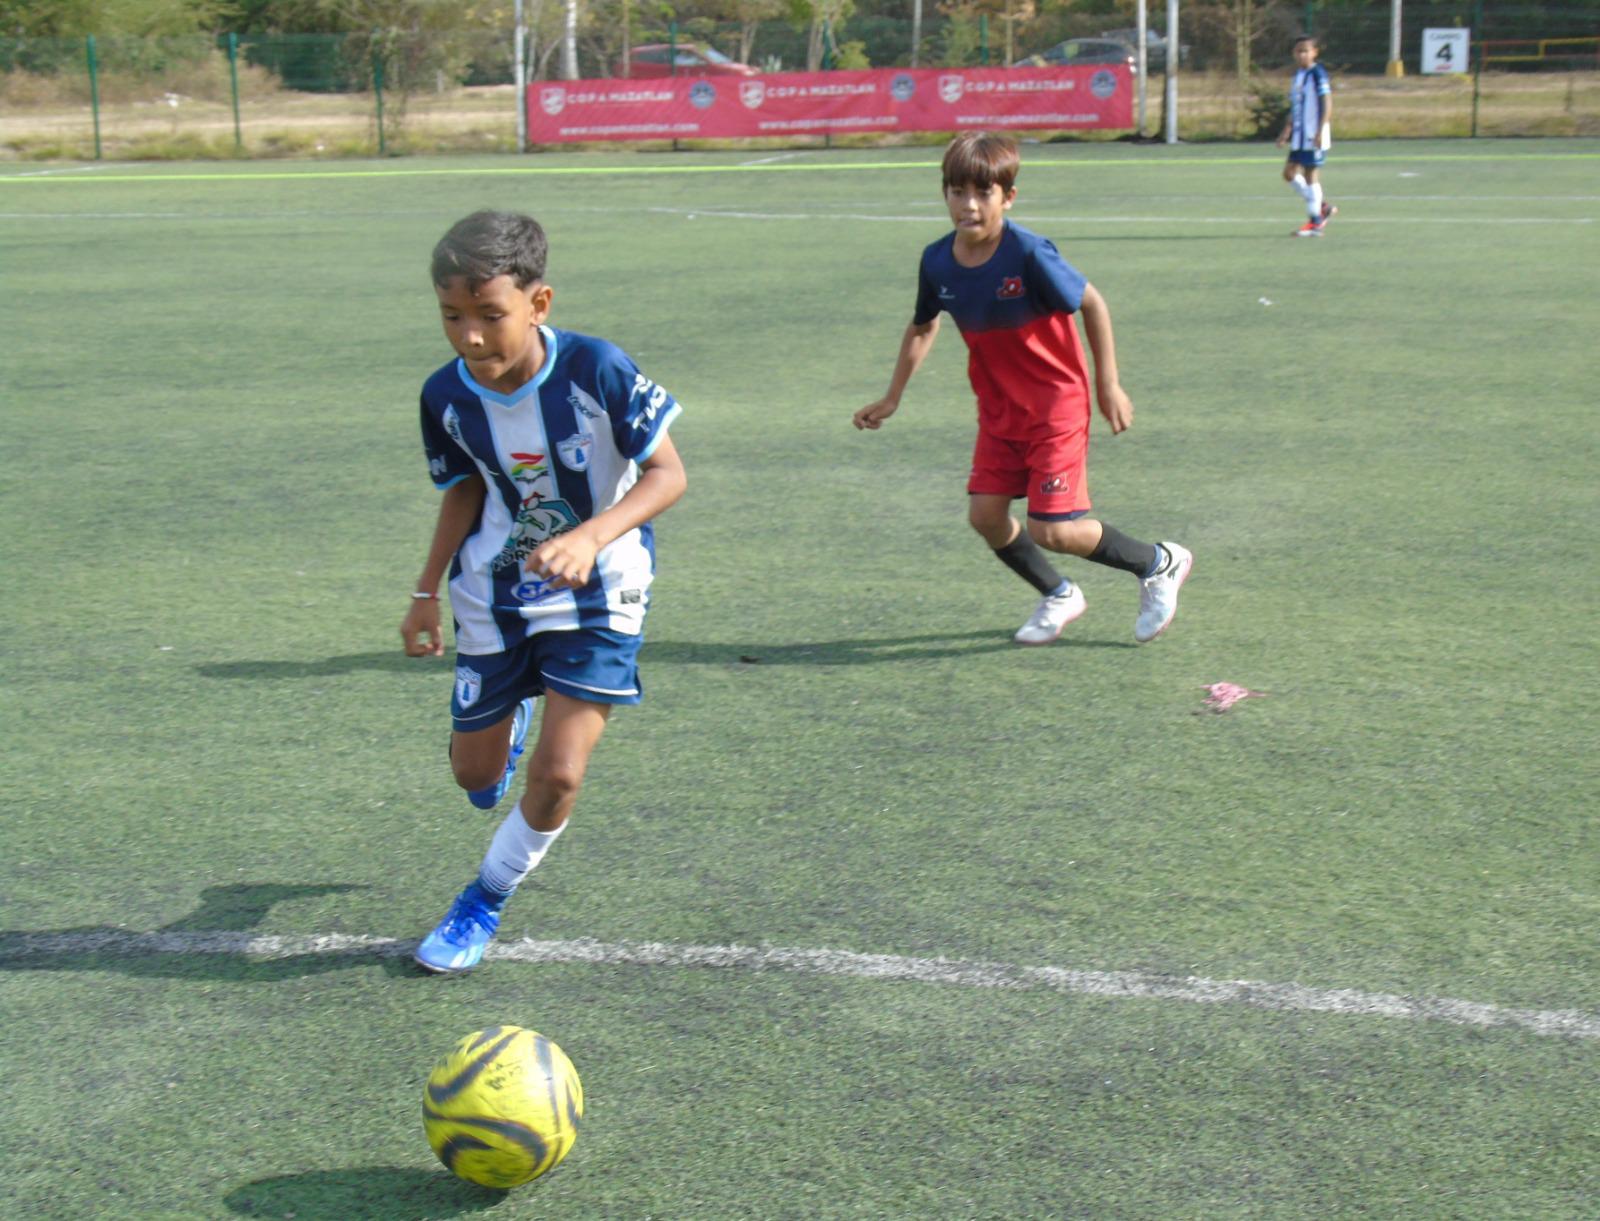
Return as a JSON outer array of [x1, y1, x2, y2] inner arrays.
[[1421, 28, 1470, 75]]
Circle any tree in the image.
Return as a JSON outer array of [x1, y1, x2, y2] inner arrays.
[[788, 0, 852, 70]]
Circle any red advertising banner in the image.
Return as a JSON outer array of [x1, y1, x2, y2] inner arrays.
[[527, 65, 1132, 144]]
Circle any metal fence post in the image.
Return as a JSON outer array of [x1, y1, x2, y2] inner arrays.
[[373, 43, 386, 155], [980, 14, 989, 65], [227, 32, 242, 150], [668, 21, 677, 77], [86, 35, 102, 160]]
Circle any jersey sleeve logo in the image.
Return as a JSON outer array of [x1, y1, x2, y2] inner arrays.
[[629, 373, 671, 430], [997, 276, 1024, 300]]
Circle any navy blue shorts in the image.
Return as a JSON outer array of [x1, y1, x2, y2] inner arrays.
[[1287, 148, 1326, 169], [450, 627, 643, 732]]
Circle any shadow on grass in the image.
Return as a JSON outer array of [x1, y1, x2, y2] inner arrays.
[[0, 884, 422, 982], [192, 631, 1131, 682], [648, 630, 1132, 665], [196, 652, 437, 679], [224, 1167, 506, 1219]]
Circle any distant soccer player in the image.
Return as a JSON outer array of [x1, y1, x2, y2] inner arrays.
[[852, 132, 1191, 646], [402, 210, 687, 974], [1277, 35, 1337, 236]]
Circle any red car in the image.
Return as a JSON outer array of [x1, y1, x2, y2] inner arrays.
[[620, 43, 756, 79]]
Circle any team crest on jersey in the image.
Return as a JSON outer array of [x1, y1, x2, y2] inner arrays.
[[997, 276, 1024, 300], [454, 665, 482, 709], [557, 433, 593, 472], [1040, 473, 1071, 495]]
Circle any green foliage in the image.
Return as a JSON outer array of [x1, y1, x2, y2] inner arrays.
[[938, 0, 982, 66], [0, 0, 227, 38], [833, 35, 867, 66], [1246, 77, 1287, 138]]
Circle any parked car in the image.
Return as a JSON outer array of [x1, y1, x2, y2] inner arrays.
[[620, 43, 756, 79], [1099, 28, 1189, 70], [1012, 38, 1138, 75]]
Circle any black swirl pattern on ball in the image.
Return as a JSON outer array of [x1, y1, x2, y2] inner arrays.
[[426, 1028, 519, 1104]]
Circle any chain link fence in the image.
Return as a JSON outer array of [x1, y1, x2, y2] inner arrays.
[[2, 5, 1594, 159]]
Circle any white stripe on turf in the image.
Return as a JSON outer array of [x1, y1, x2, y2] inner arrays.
[[4, 929, 1596, 1040]]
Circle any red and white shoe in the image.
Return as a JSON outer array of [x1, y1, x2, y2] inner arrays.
[[1319, 201, 1338, 225], [1294, 219, 1324, 237]]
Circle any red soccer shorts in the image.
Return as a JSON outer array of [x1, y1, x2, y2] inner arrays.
[[967, 424, 1090, 518]]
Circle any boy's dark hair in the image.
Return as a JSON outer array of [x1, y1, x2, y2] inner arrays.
[[431, 210, 547, 288], [1292, 34, 1319, 50], [942, 132, 1021, 195]]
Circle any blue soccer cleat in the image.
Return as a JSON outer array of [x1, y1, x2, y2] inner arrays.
[[413, 880, 506, 974], [466, 697, 535, 810]]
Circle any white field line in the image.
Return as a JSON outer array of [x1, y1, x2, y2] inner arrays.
[[645, 207, 1595, 225], [5, 929, 1597, 1040], [1, 206, 1594, 226]]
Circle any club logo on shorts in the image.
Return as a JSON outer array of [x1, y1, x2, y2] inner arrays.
[[1040, 473, 1070, 495], [454, 665, 482, 709], [556, 433, 593, 472], [997, 276, 1024, 299]]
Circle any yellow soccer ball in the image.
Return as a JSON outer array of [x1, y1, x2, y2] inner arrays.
[[422, 1025, 583, 1189]]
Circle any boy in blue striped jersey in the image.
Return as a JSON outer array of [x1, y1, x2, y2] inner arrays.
[[402, 210, 687, 974], [1277, 36, 1338, 236]]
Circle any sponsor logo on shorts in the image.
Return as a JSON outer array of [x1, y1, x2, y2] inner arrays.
[[1040, 473, 1070, 495]]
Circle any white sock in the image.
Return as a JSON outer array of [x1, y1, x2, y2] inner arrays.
[[479, 802, 566, 896], [1308, 181, 1325, 218], [1290, 173, 1313, 204]]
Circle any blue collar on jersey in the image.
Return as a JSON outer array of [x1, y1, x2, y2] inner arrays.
[[455, 324, 559, 408]]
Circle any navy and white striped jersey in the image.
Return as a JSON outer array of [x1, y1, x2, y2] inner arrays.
[[419, 325, 681, 655], [1288, 63, 1332, 151]]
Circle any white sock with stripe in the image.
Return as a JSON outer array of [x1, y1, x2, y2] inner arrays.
[[479, 802, 566, 896], [1308, 181, 1325, 218]]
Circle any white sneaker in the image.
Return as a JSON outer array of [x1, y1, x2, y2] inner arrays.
[[1013, 584, 1086, 646], [1134, 542, 1193, 643]]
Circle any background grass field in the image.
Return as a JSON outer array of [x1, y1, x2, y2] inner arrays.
[[2, 141, 1597, 1218]]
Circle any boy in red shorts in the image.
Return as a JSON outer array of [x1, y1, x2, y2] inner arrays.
[[853, 131, 1191, 645]]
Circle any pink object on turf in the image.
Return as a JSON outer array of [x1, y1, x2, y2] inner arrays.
[[1203, 682, 1264, 712]]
